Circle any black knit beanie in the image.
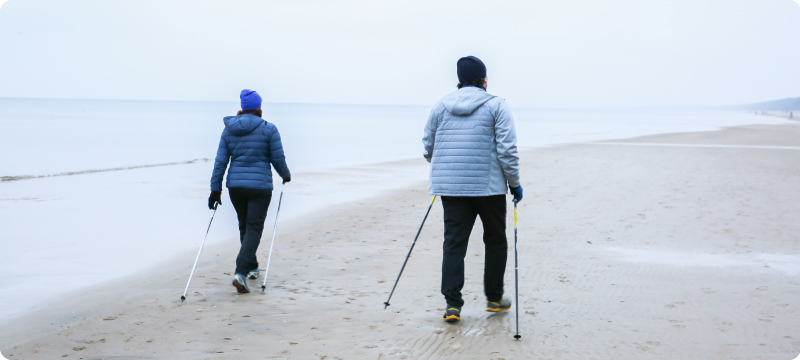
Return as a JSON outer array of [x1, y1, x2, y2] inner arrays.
[[457, 56, 487, 83]]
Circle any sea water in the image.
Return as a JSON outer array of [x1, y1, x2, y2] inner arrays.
[[0, 98, 791, 322], [0, 98, 788, 176]]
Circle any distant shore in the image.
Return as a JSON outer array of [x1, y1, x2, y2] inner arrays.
[[750, 110, 799, 121], [2, 121, 799, 359]]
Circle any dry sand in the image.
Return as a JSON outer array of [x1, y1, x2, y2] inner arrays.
[[2, 123, 800, 359]]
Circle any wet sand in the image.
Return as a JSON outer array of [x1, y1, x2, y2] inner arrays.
[[2, 122, 800, 359]]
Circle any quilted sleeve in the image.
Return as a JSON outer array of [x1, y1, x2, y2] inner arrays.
[[494, 99, 520, 188], [267, 124, 291, 180], [422, 102, 442, 163], [210, 129, 230, 192]]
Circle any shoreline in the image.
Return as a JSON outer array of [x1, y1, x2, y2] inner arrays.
[[2, 121, 800, 358]]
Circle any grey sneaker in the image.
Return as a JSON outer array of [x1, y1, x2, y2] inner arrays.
[[443, 306, 462, 322], [247, 268, 261, 280], [486, 296, 512, 312], [232, 273, 250, 293]]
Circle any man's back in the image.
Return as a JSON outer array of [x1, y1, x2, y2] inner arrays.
[[423, 86, 520, 196]]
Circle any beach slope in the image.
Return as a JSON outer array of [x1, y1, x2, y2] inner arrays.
[[2, 123, 799, 359]]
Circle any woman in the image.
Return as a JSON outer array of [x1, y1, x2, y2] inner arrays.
[[208, 89, 291, 293]]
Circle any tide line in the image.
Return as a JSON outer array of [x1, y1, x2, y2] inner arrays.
[[594, 142, 800, 150], [1, 158, 210, 182]]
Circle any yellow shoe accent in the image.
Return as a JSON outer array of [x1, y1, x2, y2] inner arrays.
[[486, 307, 510, 312], [486, 302, 511, 312], [444, 314, 461, 322]]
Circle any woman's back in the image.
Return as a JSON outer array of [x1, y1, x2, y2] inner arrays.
[[210, 113, 290, 191]]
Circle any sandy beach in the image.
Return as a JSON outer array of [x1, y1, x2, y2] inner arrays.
[[2, 121, 800, 359]]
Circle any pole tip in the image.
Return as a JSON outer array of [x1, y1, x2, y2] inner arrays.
[[180, 296, 185, 303], [514, 335, 521, 340], [383, 302, 390, 309], [261, 286, 266, 293]]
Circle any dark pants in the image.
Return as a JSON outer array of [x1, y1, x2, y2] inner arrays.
[[228, 188, 272, 276], [441, 195, 508, 307]]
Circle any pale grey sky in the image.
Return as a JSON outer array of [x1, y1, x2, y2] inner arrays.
[[0, 0, 798, 107]]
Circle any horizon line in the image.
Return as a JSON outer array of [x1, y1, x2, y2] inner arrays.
[[0, 95, 794, 111]]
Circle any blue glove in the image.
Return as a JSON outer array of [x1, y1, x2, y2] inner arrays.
[[510, 186, 523, 203]]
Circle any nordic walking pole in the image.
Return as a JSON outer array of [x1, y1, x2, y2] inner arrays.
[[513, 199, 521, 339], [384, 195, 437, 309], [181, 203, 218, 303], [262, 181, 286, 292]]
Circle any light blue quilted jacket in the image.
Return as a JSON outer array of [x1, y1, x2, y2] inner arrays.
[[422, 86, 520, 196], [210, 114, 291, 191]]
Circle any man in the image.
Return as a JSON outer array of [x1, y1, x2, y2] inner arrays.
[[422, 56, 522, 323]]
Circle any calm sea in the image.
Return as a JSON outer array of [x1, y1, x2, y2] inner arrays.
[[0, 98, 787, 177]]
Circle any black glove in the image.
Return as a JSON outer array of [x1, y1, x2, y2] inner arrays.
[[510, 186, 523, 203], [282, 177, 291, 184], [208, 191, 222, 209]]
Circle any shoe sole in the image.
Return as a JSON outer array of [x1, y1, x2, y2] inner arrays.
[[486, 305, 511, 312], [443, 315, 461, 322], [232, 279, 250, 293], [486, 306, 511, 312], [247, 274, 259, 280]]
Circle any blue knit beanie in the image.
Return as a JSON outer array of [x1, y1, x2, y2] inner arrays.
[[240, 89, 262, 110], [457, 56, 487, 84]]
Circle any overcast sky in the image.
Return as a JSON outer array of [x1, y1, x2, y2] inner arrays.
[[0, 0, 798, 107]]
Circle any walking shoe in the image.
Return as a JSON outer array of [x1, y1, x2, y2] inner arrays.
[[486, 296, 512, 312], [247, 268, 261, 280], [443, 306, 462, 323], [232, 273, 250, 293]]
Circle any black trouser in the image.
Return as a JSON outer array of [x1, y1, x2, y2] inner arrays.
[[228, 188, 272, 276], [441, 195, 508, 307]]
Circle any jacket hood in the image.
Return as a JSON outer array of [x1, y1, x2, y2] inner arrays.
[[441, 87, 496, 116], [223, 114, 263, 136]]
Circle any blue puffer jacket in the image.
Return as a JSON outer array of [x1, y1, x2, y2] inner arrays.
[[210, 114, 291, 191]]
